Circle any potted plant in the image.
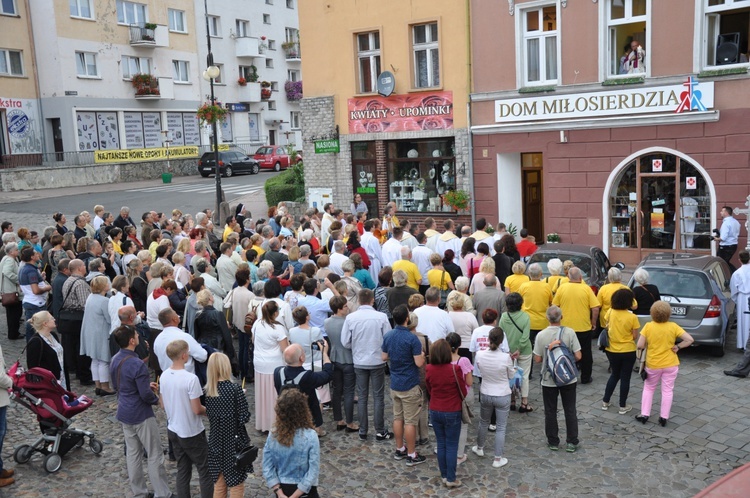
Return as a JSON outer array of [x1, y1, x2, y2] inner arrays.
[[259, 36, 268, 53], [282, 40, 299, 58], [237, 77, 247, 86], [443, 190, 470, 212], [546, 233, 561, 243], [284, 80, 303, 101], [260, 81, 272, 99], [144, 23, 157, 30], [247, 65, 259, 83], [196, 102, 228, 125]]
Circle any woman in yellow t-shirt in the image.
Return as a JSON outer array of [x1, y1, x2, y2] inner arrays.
[[635, 301, 694, 427], [544, 258, 568, 298], [596, 268, 633, 328], [504, 261, 530, 295], [601, 288, 640, 414], [427, 253, 455, 291]]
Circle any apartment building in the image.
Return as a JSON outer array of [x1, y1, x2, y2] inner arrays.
[[197, 0, 302, 149], [298, 0, 471, 219], [0, 0, 42, 166], [470, 0, 750, 265]]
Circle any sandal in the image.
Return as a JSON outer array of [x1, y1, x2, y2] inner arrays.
[[518, 404, 534, 413]]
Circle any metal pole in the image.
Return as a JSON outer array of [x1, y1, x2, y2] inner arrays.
[[204, 0, 221, 222]]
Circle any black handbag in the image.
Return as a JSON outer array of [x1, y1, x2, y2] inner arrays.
[[232, 386, 258, 469]]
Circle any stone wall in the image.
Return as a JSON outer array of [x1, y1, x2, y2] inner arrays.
[[0, 158, 197, 192]]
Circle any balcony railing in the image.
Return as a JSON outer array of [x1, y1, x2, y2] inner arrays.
[[129, 24, 156, 45], [283, 41, 301, 61]]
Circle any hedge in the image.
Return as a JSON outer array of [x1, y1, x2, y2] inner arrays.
[[264, 164, 304, 206]]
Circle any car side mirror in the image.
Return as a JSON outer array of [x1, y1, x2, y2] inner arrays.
[[614, 262, 625, 270]]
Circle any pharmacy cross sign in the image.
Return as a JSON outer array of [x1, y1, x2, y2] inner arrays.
[[734, 194, 750, 252]]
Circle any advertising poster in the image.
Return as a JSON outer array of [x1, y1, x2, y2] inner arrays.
[[76, 111, 98, 151], [166, 112, 185, 146], [182, 113, 200, 145], [96, 112, 120, 150], [142, 112, 162, 148], [348, 91, 453, 134], [123, 112, 145, 148]]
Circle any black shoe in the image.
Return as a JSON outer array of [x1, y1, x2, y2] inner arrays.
[[406, 453, 426, 466], [80, 379, 95, 386], [95, 388, 102, 396], [658, 417, 668, 427], [345, 426, 360, 433], [581, 378, 593, 385], [635, 415, 649, 424], [416, 438, 429, 446], [394, 448, 407, 460], [376, 431, 394, 441], [98, 389, 116, 397], [724, 370, 747, 378], [359, 433, 367, 441]]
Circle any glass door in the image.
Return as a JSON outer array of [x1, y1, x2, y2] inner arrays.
[[640, 175, 676, 250]]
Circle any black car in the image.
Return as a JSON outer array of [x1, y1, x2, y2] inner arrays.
[[526, 243, 624, 294], [198, 150, 259, 177]]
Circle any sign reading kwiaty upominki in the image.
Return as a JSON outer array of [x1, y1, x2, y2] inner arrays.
[[348, 91, 453, 134], [495, 78, 714, 123]]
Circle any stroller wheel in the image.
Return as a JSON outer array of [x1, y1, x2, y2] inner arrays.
[[13, 445, 33, 464], [90, 439, 103, 454], [43, 452, 63, 473]]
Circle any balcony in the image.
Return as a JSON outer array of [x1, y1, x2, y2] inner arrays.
[[235, 36, 267, 59], [129, 24, 169, 47], [285, 80, 302, 102], [282, 41, 301, 61], [133, 74, 174, 100], [238, 82, 261, 102]]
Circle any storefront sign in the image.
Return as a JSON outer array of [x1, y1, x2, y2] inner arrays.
[[314, 139, 340, 154], [348, 91, 453, 134], [226, 103, 249, 112], [94, 146, 200, 164], [495, 78, 714, 123]]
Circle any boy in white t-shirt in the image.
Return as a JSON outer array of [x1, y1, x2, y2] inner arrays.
[[159, 340, 213, 498]]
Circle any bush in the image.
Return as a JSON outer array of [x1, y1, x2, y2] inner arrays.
[[265, 163, 304, 206]]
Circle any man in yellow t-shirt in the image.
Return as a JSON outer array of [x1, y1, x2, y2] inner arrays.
[[222, 215, 237, 242], [552, 267, 600, 384], [518, 264, 553, 341], [392, 246, 422, 291]]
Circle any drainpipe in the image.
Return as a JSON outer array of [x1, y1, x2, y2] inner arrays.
[[25, 0, 48, 157], [465, 0, 476, 229]]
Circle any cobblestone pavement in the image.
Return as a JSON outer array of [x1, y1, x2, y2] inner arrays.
[[1, 303, 749, 498]]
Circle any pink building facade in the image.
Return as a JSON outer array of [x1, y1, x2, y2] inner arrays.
[[470, 0, 750, 266]]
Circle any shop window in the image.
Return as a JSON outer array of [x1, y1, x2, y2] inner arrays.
[[607, 0, 648, 76], [608, 152, 712, 254], [387, 138, 455, 213], [520, 5, 558, 85], [351, 142, 378, 215], [412, 22, 439, 88], [356, 31, 380, 93], [703, 0, 750, 67]]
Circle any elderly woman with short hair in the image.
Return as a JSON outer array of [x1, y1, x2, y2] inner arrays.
[[504, 261, 530, 295], [0, 242, 22, 340], [469, 257, 501, 296], [545, 258, 567, 297], [632, 268, 661, 316], [447, 276, 475, 314], [597, 267, 633, 330], [448, 295, 478, 361]]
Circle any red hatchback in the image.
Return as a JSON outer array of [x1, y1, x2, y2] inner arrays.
[[252, 145, 302, 171]]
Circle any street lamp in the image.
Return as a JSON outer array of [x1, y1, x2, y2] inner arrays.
[[203, 0, 221, 223]]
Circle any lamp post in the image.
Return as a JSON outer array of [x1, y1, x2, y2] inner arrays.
[[203, 0, 221, 223]]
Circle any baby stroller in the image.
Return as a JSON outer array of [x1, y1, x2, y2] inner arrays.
[[8, 362, 103, 473]]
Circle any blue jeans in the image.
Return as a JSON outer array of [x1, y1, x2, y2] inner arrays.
[[477, 394, 511, 458], [332, 362, 356, 425], [0, 406, 6, 473], [430, 410, 462, 482], [23, 302, 46, 342]]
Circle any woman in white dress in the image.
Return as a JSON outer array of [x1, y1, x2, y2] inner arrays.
[[252, 300, 289, 432]]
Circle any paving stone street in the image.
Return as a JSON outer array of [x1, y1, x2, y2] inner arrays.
[[1, 300, 749, 497]]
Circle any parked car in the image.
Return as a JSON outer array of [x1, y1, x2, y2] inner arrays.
[[252, 145, 302, 171], [198, 150, 259, 177], [526, 243, 623, 295], [627, 252, 734, 357]]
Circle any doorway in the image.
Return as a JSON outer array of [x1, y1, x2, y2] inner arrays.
[[51, 118, 64, 161], [521, 153, 544, 243], [269, 129, 276, 145], [607, 150, 714, 265]]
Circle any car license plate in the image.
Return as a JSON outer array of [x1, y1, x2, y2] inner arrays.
[[671, 306, 687, 316]]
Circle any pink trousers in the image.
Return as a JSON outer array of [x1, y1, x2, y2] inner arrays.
[[640, 366, 679, 419]]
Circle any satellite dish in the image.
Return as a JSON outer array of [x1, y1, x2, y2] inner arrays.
[[377, 71, 395, 97]]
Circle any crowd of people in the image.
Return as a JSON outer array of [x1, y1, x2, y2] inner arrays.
[[0, 198, 699, 493]]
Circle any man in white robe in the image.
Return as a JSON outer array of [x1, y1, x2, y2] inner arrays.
[[731, 251, 750, 349], [436, 219, 461, 265], [361, 220, 383, 283], [400, 220, 418, 250], [423, 217, 440, 252], [470, 218, 494, 254]]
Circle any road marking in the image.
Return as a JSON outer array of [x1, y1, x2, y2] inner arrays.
[[125, 183, 260, 195]]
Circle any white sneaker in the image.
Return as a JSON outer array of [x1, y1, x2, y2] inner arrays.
[[492, 457, 509, 468], [601, 401, 610, 411], [619, 405, 633, 415], [471, 445, 484, 457], [488, 424, 497, 432], [456, 454, 467, 465]]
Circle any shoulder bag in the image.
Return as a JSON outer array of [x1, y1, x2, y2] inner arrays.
[[233, 385, 258, 469], [0, 264, 20, 306], [637, 347, 648, 381], [452, 364, 473, 424], [597, 315, 610, 351], [438, 271, 450, 310], [59, 280, 85, 321]]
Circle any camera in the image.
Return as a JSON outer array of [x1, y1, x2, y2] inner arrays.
[[713, 229, 720, 236], [311, 340, 325, 351]]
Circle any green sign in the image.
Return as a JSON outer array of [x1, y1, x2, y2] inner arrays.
[[314, 139, 340, 154], [356, 187, 376, 194]]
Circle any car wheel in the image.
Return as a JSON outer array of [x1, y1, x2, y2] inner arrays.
[[709, 344, 725, 357], [252, 164, 259, 175], [274, 162, 281, 172], [224, 166, 233, 178], [200, 172, 210, 178]]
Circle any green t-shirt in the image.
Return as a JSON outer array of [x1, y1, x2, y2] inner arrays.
[[499, 310, 532, 356]]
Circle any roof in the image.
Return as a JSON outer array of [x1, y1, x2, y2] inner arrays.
[[532, 243, 598, 255], [638, 252, 719, 270]]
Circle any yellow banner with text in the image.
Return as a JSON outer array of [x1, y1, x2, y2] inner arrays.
[[94, 144, 230, 164]]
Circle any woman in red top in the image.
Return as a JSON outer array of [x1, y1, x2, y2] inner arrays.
[[426, 339, 466, 489], [346, 231, 370, 269]]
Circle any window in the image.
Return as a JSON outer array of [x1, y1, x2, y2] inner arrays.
[[290, 111, 300, 129], [520, 5, 558, 85], [0, 49, 23, 76], [0, 0, 16, 15], [268, 100, 277, 110], [168, 9, 186, 33], [263, 13, 271, 24], [357, 31, 380, 93], [207, 15, 220, 37], [287, 0, 295, 8], [412, 22, 439, 88], [285, 27, 299, 43], [265, 58, 274, 69], [173, 60, 189, 82], [268, 40, 276, 50], [265, 0, 273, 4], [271, 81, 279, 91], [75, 51, 98, 77], [213, 64, 223, 83], [122, 55, 151, 79], [70, 0, 93, 19], [116, 1, 147, 25], [703, 0, 750, 67], [288, 69, 300, 82], [235, 19, 249, 37], [607, 0, 648, 76]]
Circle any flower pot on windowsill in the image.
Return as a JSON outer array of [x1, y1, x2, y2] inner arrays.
[[162, 173, 173, 184]]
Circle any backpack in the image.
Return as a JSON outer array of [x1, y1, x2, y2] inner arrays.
[[546, 327, 579, 386], [244, 300, 261, 334], [278, 368, 307, 394]]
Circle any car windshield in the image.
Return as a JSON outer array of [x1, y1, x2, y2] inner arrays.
[[528, 252, 591, 279], [639, 268, 712, 299], [201, 152, 221, 161], [255, 147, 272, 155]]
